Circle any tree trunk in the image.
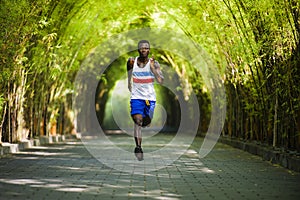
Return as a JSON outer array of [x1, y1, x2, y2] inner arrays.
[[0, 104, 7, 143], [273, 90, 278, 147]]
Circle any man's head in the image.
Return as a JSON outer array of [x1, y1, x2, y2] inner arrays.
[[138, 40, 150, 49], [138, 40, 150, 58]]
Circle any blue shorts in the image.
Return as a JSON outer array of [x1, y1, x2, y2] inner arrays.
[[130, 99, 156, 118]]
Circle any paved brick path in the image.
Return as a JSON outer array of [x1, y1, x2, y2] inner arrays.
[[0, 134, 299, 200]]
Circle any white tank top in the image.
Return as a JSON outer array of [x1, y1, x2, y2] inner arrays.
[[131, 57, 156, 101]]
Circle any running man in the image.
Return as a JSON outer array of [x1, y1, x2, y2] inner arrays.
[[127, 40, 164, 161]]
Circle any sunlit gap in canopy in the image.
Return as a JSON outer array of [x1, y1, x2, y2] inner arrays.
[[102, 78, 167, 137]]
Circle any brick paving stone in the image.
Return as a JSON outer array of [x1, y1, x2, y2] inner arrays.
[[0, 135, 299, 200]]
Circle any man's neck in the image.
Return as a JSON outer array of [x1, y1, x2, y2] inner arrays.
[[138, 56, 148, 63]]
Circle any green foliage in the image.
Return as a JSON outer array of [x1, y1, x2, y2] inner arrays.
[[1, 0, 299, 151]]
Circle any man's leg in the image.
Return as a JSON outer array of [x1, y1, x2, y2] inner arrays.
[[132, 114, 144, 161], [142, 100, 155, 127], [134, 122, 142, 147], [133, 114, 143, 145], [142, 116, 151, 127]]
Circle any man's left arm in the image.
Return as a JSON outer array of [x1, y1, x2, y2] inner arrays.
[[150, 59, 164, 84]]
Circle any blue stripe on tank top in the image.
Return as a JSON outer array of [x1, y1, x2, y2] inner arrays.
[[133, 72, 153, 76]]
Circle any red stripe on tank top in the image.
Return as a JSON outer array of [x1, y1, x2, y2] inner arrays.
[[133, 77, 154, 83]]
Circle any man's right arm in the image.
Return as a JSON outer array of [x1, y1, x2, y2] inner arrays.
[[127, 57, 134, 92]]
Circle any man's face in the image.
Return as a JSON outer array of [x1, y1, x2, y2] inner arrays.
[[138, 43, 150, 58]]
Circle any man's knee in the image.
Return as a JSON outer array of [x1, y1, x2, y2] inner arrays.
[[132, 114, 143, 126], [142, 116, 151, 127]]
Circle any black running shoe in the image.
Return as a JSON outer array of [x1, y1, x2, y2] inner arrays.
[[134, 146, 144, 161]]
